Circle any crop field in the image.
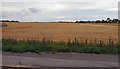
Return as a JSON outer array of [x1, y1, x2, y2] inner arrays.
[[2, 22, 119, 54], [2, 22, 118, 43]]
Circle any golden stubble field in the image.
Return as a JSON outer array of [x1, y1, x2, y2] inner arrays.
[[2, 22, 118, 43]]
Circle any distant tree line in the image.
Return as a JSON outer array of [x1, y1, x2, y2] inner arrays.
[[75, 18, 120, 23], [0, 20, 19, 22], [0, 18, 119, 23]]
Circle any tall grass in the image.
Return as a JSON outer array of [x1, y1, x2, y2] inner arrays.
[[2, 37, 120, 54]]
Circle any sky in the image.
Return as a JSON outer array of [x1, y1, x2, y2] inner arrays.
[[0, 0, 119, 22]]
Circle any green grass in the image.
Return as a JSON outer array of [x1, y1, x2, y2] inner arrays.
[[2, 37, 120, 54]]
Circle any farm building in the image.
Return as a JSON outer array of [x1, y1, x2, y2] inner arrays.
[[0, 22, 7, 27]]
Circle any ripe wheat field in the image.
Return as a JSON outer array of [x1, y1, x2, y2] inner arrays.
[[2, 22, 118, 43]]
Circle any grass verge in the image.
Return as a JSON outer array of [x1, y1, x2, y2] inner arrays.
[[2, 38, 120, 54]]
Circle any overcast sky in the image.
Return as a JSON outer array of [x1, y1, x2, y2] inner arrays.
[[1, 0, 119, 22]]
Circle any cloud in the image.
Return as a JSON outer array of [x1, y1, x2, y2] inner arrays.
[[28, 8, 39, 13], [2, 0, 119, 2], [1, 2, 118, 22]]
